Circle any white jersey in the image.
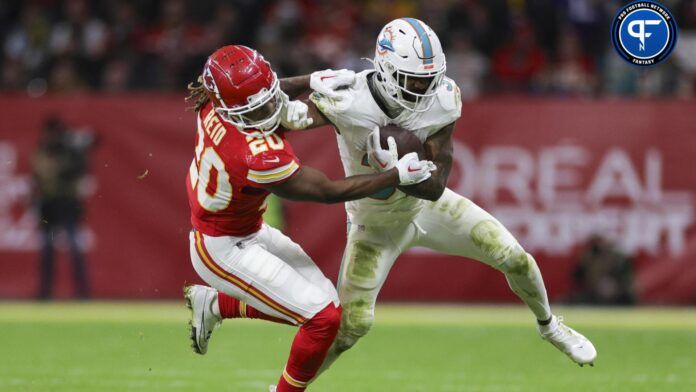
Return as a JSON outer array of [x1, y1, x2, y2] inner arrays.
[[310, 70, 462, 223]]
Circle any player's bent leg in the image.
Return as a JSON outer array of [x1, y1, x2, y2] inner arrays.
[[189, 230, 342, 390], [413, 189, 552, 320], [259, 224, 339, 307], [184, 282, 298, 355], [317, 220, 408, 376], [413, 189, 596, 365], [190, 230, 329, 325], [318, 278, 379, 377]]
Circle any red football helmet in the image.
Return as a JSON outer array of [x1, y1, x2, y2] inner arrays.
[[201, 45, 282, 137]]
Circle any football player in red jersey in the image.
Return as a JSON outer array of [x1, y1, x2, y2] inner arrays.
[[182, 45, 435, 392]]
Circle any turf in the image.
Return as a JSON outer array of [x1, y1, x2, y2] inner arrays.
[[1, 303, 695, 391]]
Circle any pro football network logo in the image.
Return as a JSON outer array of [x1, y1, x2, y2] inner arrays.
[[611, 1, 678, 66]]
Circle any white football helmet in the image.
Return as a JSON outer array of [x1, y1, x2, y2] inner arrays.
[[373, 18, 446, 112]]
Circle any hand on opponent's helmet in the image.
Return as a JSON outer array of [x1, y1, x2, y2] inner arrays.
[[279, 92, 314, 130]]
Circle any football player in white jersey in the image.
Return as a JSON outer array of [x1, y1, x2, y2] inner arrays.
[[288, 17, 597, 374]]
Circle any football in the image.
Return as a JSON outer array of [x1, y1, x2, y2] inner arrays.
[[378, 125, 425, 159]]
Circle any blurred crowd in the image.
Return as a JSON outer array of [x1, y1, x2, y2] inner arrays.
[[2, 0, 696, 98]]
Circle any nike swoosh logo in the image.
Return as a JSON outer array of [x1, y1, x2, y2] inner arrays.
[[407, 166, 420, 173], [320, 75, 336, 81], [263, 157, 280, 163], [377, 158, 388, 168]]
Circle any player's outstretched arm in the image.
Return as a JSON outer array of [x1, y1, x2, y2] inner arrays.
[[280, 69, 355, 100], [398, 122, 455, 202], [301, 99, 333, 129], [267, 153, 433, 204], [279, 75, 311, 99], [280, 69, 356, 131], [267, 166, 397, 204]]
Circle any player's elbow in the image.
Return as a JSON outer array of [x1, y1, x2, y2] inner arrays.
[[422, 187, 445, 201], [418, 180, 447, 201]]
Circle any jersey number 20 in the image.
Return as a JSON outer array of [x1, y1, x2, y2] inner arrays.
[[189, 128, 232, 212], [189, 127, 286, 212]]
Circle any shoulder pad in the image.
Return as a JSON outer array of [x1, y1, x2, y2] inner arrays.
[[437, 77, 462, 114]]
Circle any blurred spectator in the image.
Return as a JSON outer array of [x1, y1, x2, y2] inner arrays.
[[446, 32, 488, 100], [32, 116, 96, 300], [491, 20, 546, 92], [3, 4, 50, 81], [548, 28, 596, 96], [0, 0, 693, 97], [568, 235, 636, 305], [49, 0, 109, 88], [674, 0, 696, 97]]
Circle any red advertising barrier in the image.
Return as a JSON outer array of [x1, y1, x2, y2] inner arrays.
[[1, 95, 694, 303]]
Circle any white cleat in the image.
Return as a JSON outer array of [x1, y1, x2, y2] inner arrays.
[[269, 386, 277, 392], [184, 284, 221, 355], [538, 315, 597, 366]]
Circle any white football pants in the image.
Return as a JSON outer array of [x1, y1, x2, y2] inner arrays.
[[190, 224, 339, 325], [321, 188, 551, 371]]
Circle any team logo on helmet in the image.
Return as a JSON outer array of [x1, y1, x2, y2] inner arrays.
[[377, 27, 395, 55], [202, 62, 221, 99]]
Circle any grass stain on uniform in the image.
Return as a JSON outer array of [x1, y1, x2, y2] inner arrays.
[[470, 220, 515, 263], [506, 250, 532, 276], [343, 298, 375, 338], [348, 241, 381, 282], [449, 198, 469, 220]]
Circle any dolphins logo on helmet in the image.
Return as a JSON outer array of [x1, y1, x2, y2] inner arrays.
[[373, 18, 446, 112], [377, 27, 395, 55]]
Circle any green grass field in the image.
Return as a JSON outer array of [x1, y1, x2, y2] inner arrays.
[[1, 303, 695, 391]]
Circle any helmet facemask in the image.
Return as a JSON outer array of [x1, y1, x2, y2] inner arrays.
[[374, 57, 445, 113], [211, 75, 283, 138]]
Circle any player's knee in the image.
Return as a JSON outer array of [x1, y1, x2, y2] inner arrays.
[[308, 304, 342, 337], [471, 219, 523, 267], [331, 301, 374, 353], [341, 298, 375, 339], [323, 304, 342, 336], [499, 248, 535, 277]]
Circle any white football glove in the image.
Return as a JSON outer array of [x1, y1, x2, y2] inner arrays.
[[366, 126, 398, 171], [310, 69, 356, 100], [280, 91, 313, 130], [394, 152, 437, 186]]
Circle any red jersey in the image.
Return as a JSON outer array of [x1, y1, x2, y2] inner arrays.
[[186, 102, 300, 236]]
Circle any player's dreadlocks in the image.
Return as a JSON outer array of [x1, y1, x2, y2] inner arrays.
[[185, 75, 210, 112]]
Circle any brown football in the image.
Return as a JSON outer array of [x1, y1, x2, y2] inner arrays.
[[378, 125, 425, 159]]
